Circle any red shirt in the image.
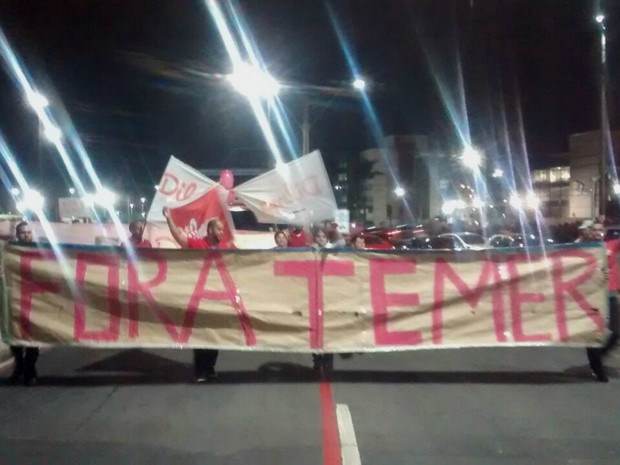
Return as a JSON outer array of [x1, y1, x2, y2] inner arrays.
[[607, 239, 620, 291], [288, 230, 308, 248], [130, 238, 152, 248], [187, 237, 233, 249]]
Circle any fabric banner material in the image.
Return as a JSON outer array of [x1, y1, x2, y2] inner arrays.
[[234, 150, 337, 225], [167, 187, 235, 245], [146, 155, 218, 223], [2, 243, 608, 351]]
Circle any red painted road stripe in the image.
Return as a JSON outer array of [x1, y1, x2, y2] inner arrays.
[[320, 381, 342, 465]]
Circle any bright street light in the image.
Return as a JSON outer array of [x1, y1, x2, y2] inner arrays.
[[44, 125, 62, 144], [26, 91, 49, 111], [460, 146, 482, 170], [10, 187, 20, 196], [95, 188, 117, 206], [227, 62, 280, 99], [524, 192, 540, 209], [492, 168, 504, 178], [68, 187, 76, 196], [394, 186, 406, 197], [18, 189, 45, 212], [352, 78, 366, 91], [614, 183, 620, 195], [596, 14, 605, 24], [441, 199, 467, 215], [140, 197, 146, 203], [509, 194, 523, 209]]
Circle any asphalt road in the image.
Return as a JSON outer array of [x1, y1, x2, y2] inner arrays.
[[0, 346, 619, 464]]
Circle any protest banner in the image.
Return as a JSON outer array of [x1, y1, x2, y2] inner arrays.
[[146, 155, 218, 223], [234, 150, 337, 225], [2, 244, 608, 351]]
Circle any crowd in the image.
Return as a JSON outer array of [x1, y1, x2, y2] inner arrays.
[[4, 211, 618, 386]]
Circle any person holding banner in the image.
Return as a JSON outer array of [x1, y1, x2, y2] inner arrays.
[[128, 220, 152, 247], [274, 230, 288, 249], [288, 226, 309, 247], [311, 228, 335, 375], [7, 222, 40, 386], [582, 223, 616, 382], [163, 207, 232, 382]]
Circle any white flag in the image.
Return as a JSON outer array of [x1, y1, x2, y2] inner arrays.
[[234, 150, 337, 225], [146, 156, 218, 223]]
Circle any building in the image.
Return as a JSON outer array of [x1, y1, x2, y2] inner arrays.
[[361, 135, 439, 226], [532, 164, 570, 219], [529, 130, 620, 220], [567, 130, 620, 219]]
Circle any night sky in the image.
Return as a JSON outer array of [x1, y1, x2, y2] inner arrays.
[[0, 0, 617, 200]]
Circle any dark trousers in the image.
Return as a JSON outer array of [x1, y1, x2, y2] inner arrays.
[[193, 349, 219, 377], [10, 346, 39, 376], [587, 294, 619, 371], [312, 353, 334, 368]]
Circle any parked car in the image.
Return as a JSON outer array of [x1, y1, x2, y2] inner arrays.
[[363, 224, 426, 249], [357, 232, 396, 250], [431, 232, 486, 251], [486, 234, 554, 248]]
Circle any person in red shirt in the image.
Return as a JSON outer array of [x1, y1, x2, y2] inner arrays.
[[128, 220, 152, 247], [163, 207, 232, 382], [287, 226, 309, 247]]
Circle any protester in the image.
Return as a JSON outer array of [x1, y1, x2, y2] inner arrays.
[[288, 226, 309, 247], [312, 228, 333, 249], [351, 234, 366, 249], [128, 220, 152, 247], [163, 207, 232, 382], [578, 221, 614, 382], [7, 222, 40, 386], [311, 228, 335, 374], [274, 230, 288, 249], [574, 220, 593, 243]]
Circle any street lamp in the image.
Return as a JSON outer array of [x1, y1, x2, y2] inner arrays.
[[26, 91, 49, 111], [10, 187, 20, 196], [44, 125, 62, 144], [68, 187, 76, 196], [596, 12, 608, 214], [492, 168, 504, 178], [352, 78, 366, 91], [394, 186, 406, 197], [460, 146, 482, 170], [227, 62, 280, 99]]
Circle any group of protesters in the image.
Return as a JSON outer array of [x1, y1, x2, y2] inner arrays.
[[5, 211, 619, 386]]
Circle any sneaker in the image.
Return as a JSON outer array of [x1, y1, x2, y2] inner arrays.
[[591, 365, 609, 383]]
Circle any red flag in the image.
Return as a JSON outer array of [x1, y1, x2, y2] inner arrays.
[[168, 187, 235, 245]]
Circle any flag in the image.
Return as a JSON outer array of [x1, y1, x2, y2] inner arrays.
[[146, 156, 218, 223], [167, 187, 235, 245], [234, 150, 336, 225]]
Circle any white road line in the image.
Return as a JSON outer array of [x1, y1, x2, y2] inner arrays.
[[336, 404, 362, 465]]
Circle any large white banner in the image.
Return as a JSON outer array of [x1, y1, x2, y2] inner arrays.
[[146, 156, 218, 223], [234, 151, 337, 225]]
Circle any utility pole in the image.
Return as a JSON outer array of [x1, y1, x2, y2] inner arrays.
[[597, 13, 608, 216]]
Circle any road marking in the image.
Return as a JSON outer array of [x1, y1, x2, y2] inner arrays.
[[336, 404, 362, 465], [319, 381, 342, 465]]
